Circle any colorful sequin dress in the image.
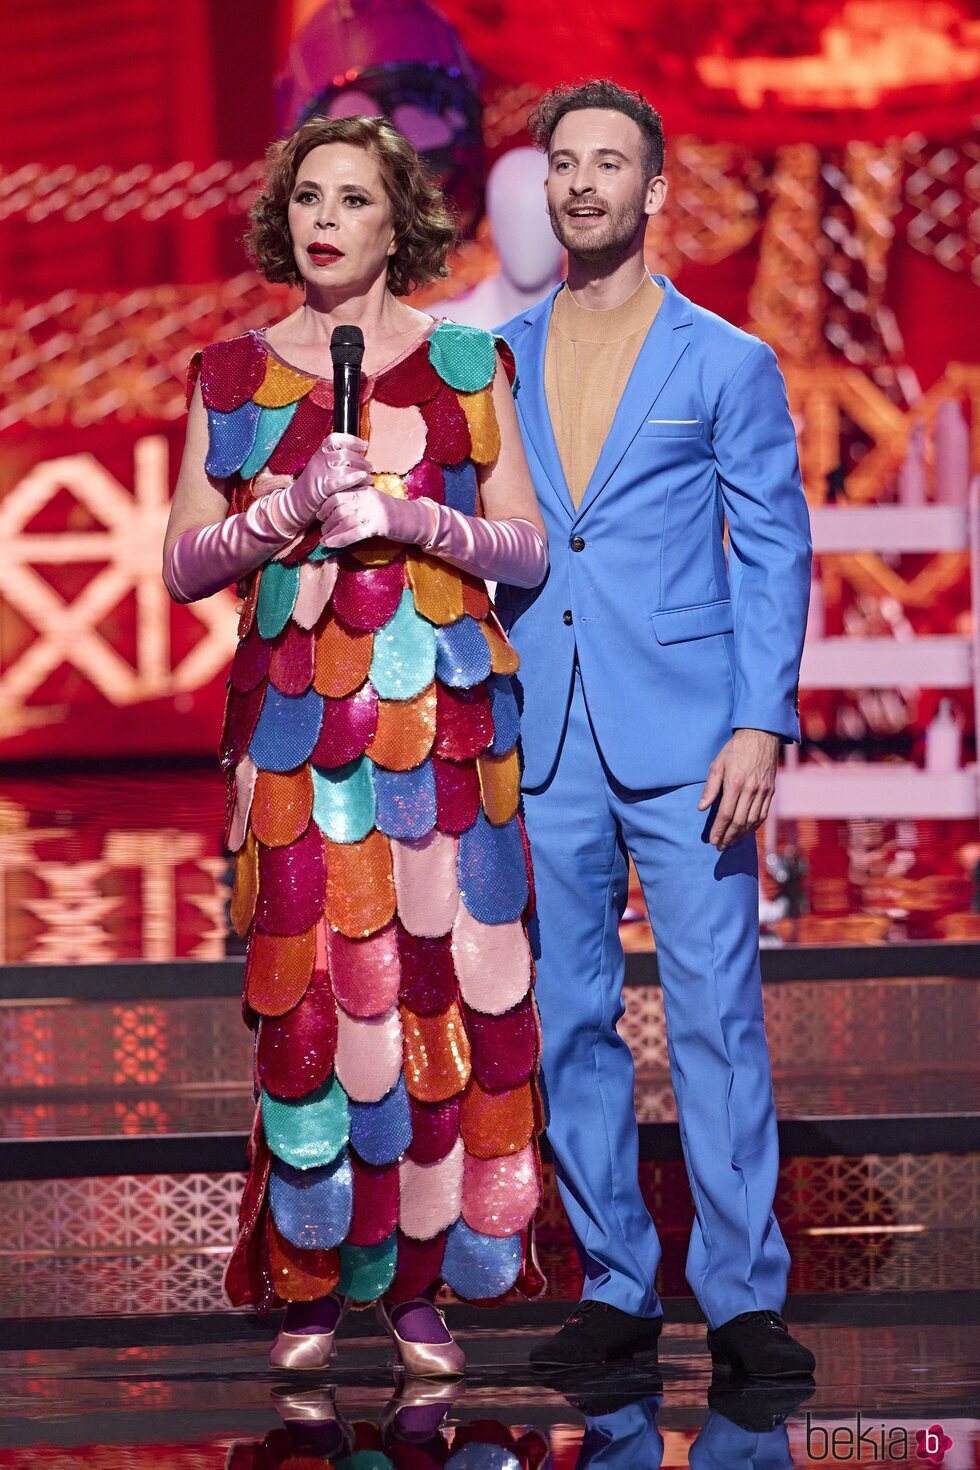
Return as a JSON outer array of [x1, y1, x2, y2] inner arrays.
[[186, 320, 545, 1313]]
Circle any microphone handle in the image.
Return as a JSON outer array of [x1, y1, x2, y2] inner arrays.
[[333, 361, 361, 437]]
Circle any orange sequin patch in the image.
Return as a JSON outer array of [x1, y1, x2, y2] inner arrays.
[[246, 924, 318, 1016], [231, 830, 258, 937], [457, 386, 501, 464], [460, 1077, 535, 1159], [477, 747, 521, 825], [461, 575, 491, 620], [253, 356, 316, 409], [367, 684, 437, 771], [251, 766, 314, 848], [313, 611, 374, 698], [480, 618, 520, 675], [266, 1213, 340, 1301], [406, 550, 465, 625], [325, 828, 396, 937], [400, 1000, 472, 1103]]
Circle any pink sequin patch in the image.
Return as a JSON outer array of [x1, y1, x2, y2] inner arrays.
[[327, 922, 401, 1019], [432, 755, 481, 835], [257, 965, 338, 1099], [452, 910, 531, 1015], [399, 1136, 464, 1239], [396, 928, 458, 1016], [333, 557, 407, 634], [434, 683, 493, 761], [310, 682, 379, 768], [465, 995, 539, 1093], [404, 460, 445, 505], [420, 382, 472, 464], [391, 830, 460, 938], [268, 624, 315, 697], [226, 754, 257, 853], [373, 340, 443, 408], [348, 1156, 400, 1247], [335, 1006, 403, 1102], [367, 399, 428, 477], [407, 1094, 461, 1165], [293, 558, 339, 629], [255, 824, 326, 936], [461, 1142, 540, 1238], [199, 335, 265, 412], [230, 622, 272, 694]]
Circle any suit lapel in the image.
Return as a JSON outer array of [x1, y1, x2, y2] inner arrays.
[[512, 286, 575, 522], [573, 276, 694, 525]]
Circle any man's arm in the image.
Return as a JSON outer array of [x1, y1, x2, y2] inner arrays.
[[698, 339, 812, 849]]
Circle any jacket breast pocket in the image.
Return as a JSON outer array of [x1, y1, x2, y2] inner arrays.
[[639, 419, 704, 438], [650, 597, 733, 643]]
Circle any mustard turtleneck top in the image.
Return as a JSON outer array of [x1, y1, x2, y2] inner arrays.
[[544, 273, 665, 508]]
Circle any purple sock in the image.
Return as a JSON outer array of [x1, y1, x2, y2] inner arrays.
[[389, 1297, 452, 1345], [283, 1294, 341, 1334]]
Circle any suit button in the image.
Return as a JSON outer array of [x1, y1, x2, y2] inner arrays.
[[570, 535, 586, 552], [562, 610, 573, 625]]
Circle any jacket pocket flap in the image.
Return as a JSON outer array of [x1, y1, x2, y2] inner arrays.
[[650, 598, 733, 643]]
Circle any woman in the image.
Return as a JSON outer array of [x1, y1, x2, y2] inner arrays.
[[163, 115, 548, 1378]]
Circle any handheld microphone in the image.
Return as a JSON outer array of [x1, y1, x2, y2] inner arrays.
[[330, 325, 365, 437]]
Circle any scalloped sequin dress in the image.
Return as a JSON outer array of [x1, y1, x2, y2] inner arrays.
[[186, 320, 545, 1313]]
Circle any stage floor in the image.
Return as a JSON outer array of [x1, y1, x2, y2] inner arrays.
[[1, 1310, 978, 1461]]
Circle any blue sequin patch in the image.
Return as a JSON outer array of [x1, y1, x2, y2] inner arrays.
[[261, 1074, 349, 1170], [249, 686, 324, 772], [256, 560, 300, 639], [458, 811, 528, 923], [338, 1232, 398, 1302], [487, 673, 520, 755], [441, 1218, 522, 1300], [435, 617, 493, 689], [348, 1075, 413, 1166], [268, 1149, 353, 1250], [370, 590, 437, 700], [374, 760, 437, 840], [442, 460, 479, 516], [205, 401, 261, 478], [311, 758, 376, 843]]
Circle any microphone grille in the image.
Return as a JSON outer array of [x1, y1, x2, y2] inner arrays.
[[330, 325, 365, 368]]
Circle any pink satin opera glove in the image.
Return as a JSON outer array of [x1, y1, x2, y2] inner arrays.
[[318, 488, 548, 591], [164, 433, 371, 604]]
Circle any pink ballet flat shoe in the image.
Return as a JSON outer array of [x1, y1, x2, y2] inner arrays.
[[376, 1297, 466, 1380], [269, 1292, 347, 1371]]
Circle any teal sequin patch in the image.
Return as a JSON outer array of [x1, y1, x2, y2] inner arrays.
[[338, 1231, 398, 1302], [311, 757, 376, 843], [240, 402, 298, 479], [428, 322, 497, 393], [370, 590, 437, 700], [261, 1073, 350, 1169], [256, 560, 300, 639]]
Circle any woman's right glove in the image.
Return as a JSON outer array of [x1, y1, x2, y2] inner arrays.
[[164, 434, 371, 604]]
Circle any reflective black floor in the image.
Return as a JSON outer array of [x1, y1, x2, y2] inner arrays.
[[1, 1312, 978, 1462]]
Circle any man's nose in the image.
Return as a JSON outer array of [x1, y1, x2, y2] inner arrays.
[[568, 178, 594, 196]]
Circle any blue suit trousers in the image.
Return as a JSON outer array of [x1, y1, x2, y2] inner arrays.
[[523, 666, 790, 1327]]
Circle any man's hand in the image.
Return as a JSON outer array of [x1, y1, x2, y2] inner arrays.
[[697, 728, 780, 850]]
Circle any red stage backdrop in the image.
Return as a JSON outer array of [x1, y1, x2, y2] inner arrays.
[[1, 0, 978, 762]]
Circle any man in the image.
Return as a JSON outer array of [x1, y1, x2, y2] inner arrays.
[[495, 79, 814, 1380]]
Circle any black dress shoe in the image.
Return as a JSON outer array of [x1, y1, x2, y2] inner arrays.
[[707, 1310, 815, 1380], [708, 1378, 816, 1431], [529, 1300, 663, 1369]]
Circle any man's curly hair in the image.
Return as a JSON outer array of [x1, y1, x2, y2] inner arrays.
[[529, 79, 665, 179], [245, 115, 456, 297]]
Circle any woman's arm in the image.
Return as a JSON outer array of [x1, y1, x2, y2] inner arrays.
[[162, 383, 370, 604]]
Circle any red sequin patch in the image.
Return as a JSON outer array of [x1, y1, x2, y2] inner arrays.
[[373, 340, 443, 408], [434, 682, 493, 761], [464, 994, 539, 1093], [310, 682, 379, 768], [348, 1156, 400, 1246], [268, 623, 315, 697], [267, 393, 333, 475], [420, 382, 472, 464], [256, 823, 326, 936], [220, 682, 266, 769], [404, 459, 445, 504], [199, 334, 265, 412], [257, 965, 338, 1099], [230, 622, 272, 694], [407, 1094, 461, 1165], [333, 557, 407, 634], [397, 927, 458, 1016], [433, 755, 482, 835]]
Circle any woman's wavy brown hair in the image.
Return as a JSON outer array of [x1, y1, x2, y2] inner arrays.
[[245, 115, 457, 297]]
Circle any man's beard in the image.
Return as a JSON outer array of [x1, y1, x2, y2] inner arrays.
[[548, 194, 646, 265]]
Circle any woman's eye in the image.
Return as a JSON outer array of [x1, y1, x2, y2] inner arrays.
[[343, 194, 368, 207], [295, 190, 317, 204]]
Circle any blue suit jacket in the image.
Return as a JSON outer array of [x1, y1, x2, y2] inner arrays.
[[495, 275, 812, 790]]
